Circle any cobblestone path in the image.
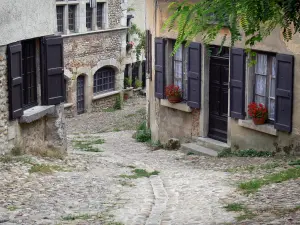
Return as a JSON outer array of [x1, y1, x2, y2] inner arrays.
[[1, 96, 299, 224]]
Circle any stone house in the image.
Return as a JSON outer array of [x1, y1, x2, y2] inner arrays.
[[0, 0, 66, 154], [56, 0, 128, 117], [146, 0, 300, 154]]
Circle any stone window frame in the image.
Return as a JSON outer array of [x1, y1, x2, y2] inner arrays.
[[93, 67, 115, 95], [85, 0, 108, 31], [56, 0, 80, 35]]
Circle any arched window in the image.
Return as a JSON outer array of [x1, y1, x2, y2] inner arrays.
[[93, 67, 115, 94]]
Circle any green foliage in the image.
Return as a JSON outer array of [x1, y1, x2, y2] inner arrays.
[[114, 95, 122, 110], [29, 164, 66, 174], [124, 77, 132, 88], [239, 167, 300, 194], [224, 203, 245, 212], [218, 148, 272, 158], [11, 146, 22, 156], [72, 139, 104, 152], [289, 159, 300, 167], [128, 23, 146, 60], [135, 79, 143, 89], [135, 121, 151, 142], [120, 169, 159, 179], [163, 0, 300, 53]]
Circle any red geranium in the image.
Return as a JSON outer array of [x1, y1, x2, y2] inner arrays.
[[165, 84, 182, 98], [248, 102, 268, 119]]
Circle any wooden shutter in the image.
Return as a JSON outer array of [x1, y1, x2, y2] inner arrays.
[[7, 42, 23, 120], [41, 35, 64, 105], [146, 30, 152, 78], [230, 48, 245, 119], [275, 54, 294, 132], [155, 38, 165, 99], [187, 42, 201, 108]]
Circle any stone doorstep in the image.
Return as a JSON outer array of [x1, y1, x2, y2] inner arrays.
[[19, 105, 55, 123], [181, 143, 218, 157], [194, 137, 230, 152]]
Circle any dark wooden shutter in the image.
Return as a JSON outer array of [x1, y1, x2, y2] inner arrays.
[[275, 54, 294, 132], [187, 42, 201, 108], [146, 30, 152, 79], [7, 42, 23, 120], [230, 48, 245, 119], [155, 38, 165, 99], [41, 35, 64, 105]]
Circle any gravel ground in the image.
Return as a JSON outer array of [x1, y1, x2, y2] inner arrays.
[[66, 95, 146, 134], [0, 95, 299, 224]]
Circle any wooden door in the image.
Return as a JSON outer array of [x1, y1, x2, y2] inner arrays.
[[208, 46, 229, 142], [77, 76, 85, 114]]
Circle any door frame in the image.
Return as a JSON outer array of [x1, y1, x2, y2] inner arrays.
[[199, 45, 232, 146]]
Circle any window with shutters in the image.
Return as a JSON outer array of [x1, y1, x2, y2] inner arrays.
[[56, 6, 64, 33], [97, 3, 105, 29], [86, 3, 93, 30], [93, 67, 115, 95], [22, 39, 37, 109], [251, 53, 276, 121]]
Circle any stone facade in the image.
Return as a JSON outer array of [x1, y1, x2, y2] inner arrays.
[[0, 0, 67, 155], [0, 46, 9, 153], [60, 0, 128, 115], [91, 93, 121, 112], [146, 0, 300, 155]]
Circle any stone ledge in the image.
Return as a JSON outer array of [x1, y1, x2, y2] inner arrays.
[[238, 119, 277, 136], [133, 87, 142, 92], [64, 103, 73, 109], [20, 106, 55, 124], [160, 99, 192, 113], [123, 87, 134, 92], [62, 27, 128, 38], [92, 90, 121, 101]]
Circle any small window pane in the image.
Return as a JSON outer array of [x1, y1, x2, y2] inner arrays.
[[255, 95, 266, 106], [271, 56, 276, 78], [68, 5, 76, 32], [86, 4, 93, 30], [174, 45, 183, 60], [270, 78, 276, 98], [269, 99, 275, 120], [255, 54, 267, 75], [97, 3, 104, 29], [255, 74, 267, 96], [56, 6, 64, 33]]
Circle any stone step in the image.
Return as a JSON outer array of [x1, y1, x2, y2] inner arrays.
[[181, 143, 218, 157], [193, 137, 230, 152]]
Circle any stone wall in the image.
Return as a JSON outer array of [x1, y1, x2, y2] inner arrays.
[[158, 105, 200, 144], [108, 0, 124, 28], [64, 30, 124, 71], [91, 94, 120, 112], [0, 0, 55, 46], [0, 46, 9, 154]]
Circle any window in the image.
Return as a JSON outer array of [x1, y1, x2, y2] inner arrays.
[[93, 67, 115, 94], [56, 6, 64, 33], [172, 42, 187, 99], [22, 39, 37, 108], [68, 5, 76, 32], [253, 53, 276, 120], [97, 3, 104, 29], [86, 4, 93, 30]]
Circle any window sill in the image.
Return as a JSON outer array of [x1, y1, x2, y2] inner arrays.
[[61, 27, 128, 38], [238, 119, 277, 136], [20, 105, 55, 124], [93, 90, 120, 101], [133, 87, 142, 92], [64, 103, 73, 109], [160, 99, 192, 113]]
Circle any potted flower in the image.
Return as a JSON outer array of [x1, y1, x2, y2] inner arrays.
[[248, 102, 268, 125], [124, 93, 129, 101], [126, 41, 134, 51], [165, 84, 182, 103]]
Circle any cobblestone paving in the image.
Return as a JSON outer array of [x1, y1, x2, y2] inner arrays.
[[0, 96, 299, 224]]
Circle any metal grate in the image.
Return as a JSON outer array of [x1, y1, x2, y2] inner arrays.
[[68, 5, 76, 32], [97, 3, 104, 29], [56, 6, 64, 33], [22, 39, 37, 108], [93, 67, 115, 94], [86, 4, 93, 30]]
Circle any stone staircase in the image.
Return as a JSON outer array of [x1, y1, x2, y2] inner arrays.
[[181, 137, 230, 157]]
